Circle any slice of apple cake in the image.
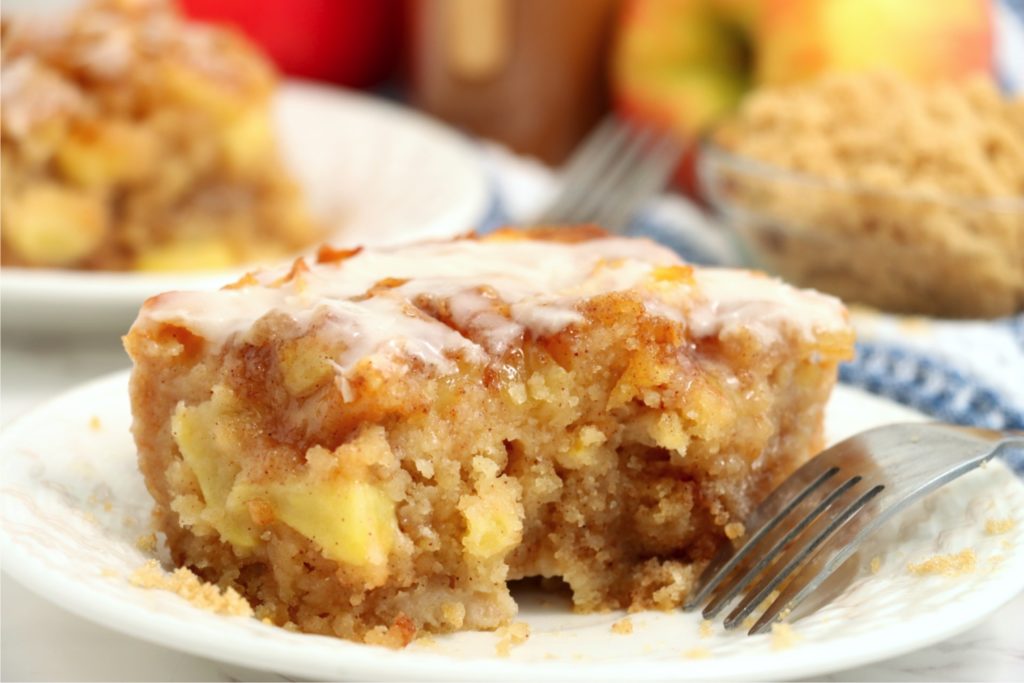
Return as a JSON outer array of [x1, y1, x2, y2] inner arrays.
[[124, 227, 854, 646], [1, 0, 316, 271]]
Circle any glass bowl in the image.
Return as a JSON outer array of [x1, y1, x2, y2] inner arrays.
[[698, 141, 1024, 319]]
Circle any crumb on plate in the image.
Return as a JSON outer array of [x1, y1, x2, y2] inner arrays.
[[699, 619, 714, 639], [135, 532, 157, 552], [363, 614, 417, 649], [683, 646, 711, 659], [907, 549, 977, 577], [128, 559, 253, 617], [611, 617, 634, 635], [985, 518, 1015, 535], [495, 622, 530, 657], [771, 622, 801, 650], [724, 522, 745, 540]]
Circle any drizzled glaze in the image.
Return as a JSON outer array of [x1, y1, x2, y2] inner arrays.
[[133, 235, 849, 378]]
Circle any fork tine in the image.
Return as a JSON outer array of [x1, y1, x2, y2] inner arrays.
[[537, 118, 630, 223], [596, 132, 684, 232], [567, 124, 658, 222], [685, 423, 1014, 636], [683, 459, 842, 611], [747, 428, 1018, 635], [703, 473, 863, 619], [748, 491, 886, 635], [723, 481, 885, 630]]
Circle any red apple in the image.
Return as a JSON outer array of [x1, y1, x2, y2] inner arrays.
[[180, 0, 401, 88]]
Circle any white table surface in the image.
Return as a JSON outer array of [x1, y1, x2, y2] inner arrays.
[[2, 335, 1023, 682]]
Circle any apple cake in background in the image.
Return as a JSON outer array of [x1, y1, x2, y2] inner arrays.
[[125, 226, 853, 646], [704, 71, 1024, 319], [1, 0, 317, 272]]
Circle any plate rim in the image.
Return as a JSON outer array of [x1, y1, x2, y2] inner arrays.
[[2, 372, 1023, 681]]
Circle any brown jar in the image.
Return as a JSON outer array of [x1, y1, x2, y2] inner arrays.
[[407, 0, 621, 165]]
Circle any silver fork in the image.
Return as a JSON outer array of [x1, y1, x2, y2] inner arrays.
[[535, 116, 684, 232], [684, 422, 1024, 635]]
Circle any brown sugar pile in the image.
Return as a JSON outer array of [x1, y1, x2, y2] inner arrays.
[[712, 72, 1024, 317], [129, 559, 253, 617]]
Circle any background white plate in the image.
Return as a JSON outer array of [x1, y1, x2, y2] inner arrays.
[[0, 81, 490, 337], [1, 374, 1022, 681]]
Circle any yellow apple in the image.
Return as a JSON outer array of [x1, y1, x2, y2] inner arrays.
[[612, 0, 993, 139]]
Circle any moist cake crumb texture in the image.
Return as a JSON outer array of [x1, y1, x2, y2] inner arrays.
[[124, 227, 853, 644]]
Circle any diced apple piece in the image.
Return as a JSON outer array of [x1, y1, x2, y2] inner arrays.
[[459, 478, 523, 560], [56, 122, 156, 187], [2, 184, 107, 265], [171, 388, 255, 548], [278, 339, 336, 397], [135, 238, 236, 272], [221, 107, 274, 174], [264, 478, 397, 568]]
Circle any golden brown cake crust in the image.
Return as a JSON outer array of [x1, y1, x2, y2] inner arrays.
[[125, 228, 853, 644]]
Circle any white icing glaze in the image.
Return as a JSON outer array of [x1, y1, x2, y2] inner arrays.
[[132, 236, 849, 384]]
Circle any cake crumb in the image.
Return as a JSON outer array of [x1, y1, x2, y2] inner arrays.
[[441, 601, 466, 628], [699, 619, 714, 638], [495, 622, 530, 657], [128, 559, 253, 617], [771, 622, 801, 650], [683, 646, 711, 659], [364, 613, 416, 649], [611, 617, 633, 634], [412, 635, 437, 649], [100, 568, 119, 578], [135, 532, 157, 552], [724, 522, 746, 540], [89, 415, 102, 431], [869, 556, 882, 574], [908, 549, 977, 577], [985, 518, 1015, 535]]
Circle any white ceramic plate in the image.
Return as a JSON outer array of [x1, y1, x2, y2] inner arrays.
[[2, 375, 1022, 682], [0, 81, 490, 336]]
